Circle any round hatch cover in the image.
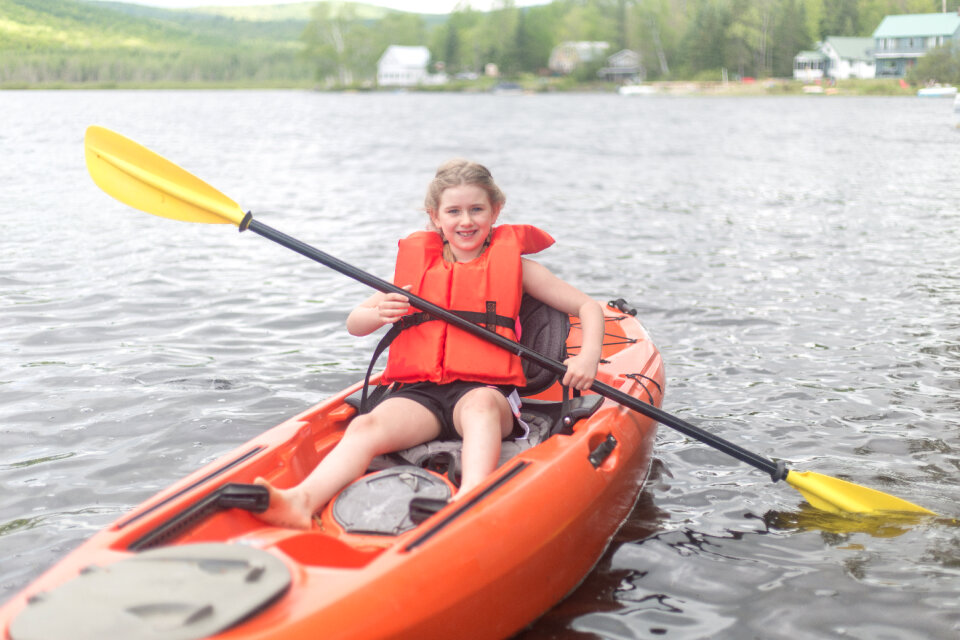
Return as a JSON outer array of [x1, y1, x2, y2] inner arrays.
[[333, 466, 451, 535]]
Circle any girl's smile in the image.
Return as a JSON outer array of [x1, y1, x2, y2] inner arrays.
[[430, 184, 501, 262]]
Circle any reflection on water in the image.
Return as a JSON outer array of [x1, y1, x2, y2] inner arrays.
[[762, 503, 935, 539], [2, 91, 959, 638]]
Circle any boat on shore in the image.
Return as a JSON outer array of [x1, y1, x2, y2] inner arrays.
[[618, 84, 657, 96], [0, 299, 664, 640], [917, 84, 957, 98]]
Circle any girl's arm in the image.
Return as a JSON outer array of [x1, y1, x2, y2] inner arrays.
[[346, 286, 412, 336], [521, 259, 604, 391]]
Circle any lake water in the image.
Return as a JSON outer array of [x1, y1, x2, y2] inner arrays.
[[2, 90, 959, 639]]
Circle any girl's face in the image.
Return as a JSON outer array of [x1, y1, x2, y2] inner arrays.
[[430, 184, 500, 262]]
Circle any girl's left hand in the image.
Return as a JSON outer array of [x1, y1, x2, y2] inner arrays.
[[561, 353, 598, 391]]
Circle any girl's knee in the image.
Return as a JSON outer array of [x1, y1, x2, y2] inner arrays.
[[460, 387, 507, 414], [342, 414, 390, 452], [345, 413, 376, 436], [455, 388, 512, 437]]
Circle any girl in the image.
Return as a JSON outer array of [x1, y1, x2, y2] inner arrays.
[[255, 160, 604, 529]]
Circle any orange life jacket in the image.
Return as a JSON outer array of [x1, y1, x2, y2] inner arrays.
[[381, 224, 554, 386]]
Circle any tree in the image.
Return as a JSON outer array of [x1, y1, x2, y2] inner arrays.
[[435, 6, 483, 72], [481, 1, 521, 74], [772, 0, 812, 77], [681, 0, 732, 76], [726, 0, 776, 77], [628, 0, 682, 79], [301, 4, 368, 85], [556, 1, 617, 42], [820, 0, 860, 36], [375, 12, 428, 49], [908, 43, 960, 85]]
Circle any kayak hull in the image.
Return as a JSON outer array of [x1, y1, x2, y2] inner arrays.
[[1, 302, 664, 640]]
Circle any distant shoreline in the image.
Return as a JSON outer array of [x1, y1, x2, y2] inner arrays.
[[0, 78, 921, 96]]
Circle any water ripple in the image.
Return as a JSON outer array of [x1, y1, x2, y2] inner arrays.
[[2, 91, 958, 638]]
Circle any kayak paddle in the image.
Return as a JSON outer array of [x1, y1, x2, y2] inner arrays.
[[83, 125, 935, 517]]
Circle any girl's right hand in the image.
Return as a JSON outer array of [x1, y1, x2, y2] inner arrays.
[[377, 285, 412, 324]]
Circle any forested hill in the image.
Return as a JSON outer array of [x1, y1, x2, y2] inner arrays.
[[0, 0, 326, 86], [5, 0, 960, 89], [87, 1, 313, 43]]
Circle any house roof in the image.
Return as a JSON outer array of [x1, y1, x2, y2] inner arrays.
[[795, 50, 827, 61], [379, 45, 430, 67], [607, 49, 640, 66], [824, 36, 873, 60], [873, 12, 960, 38]]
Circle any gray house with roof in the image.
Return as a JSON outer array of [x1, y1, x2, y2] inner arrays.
[[873, 11, 960, 77]]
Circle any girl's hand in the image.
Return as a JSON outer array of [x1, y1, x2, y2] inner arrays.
[[561, 352, 599, 391], [377, 285, 412, 324]]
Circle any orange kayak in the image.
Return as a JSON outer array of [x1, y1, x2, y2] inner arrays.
[[1, 301, 664, 640]]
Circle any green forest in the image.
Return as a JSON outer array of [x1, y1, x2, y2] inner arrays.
[[2, 0, 959, 88]]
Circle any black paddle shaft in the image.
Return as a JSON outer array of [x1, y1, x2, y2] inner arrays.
[[246, 219, 788, 483]]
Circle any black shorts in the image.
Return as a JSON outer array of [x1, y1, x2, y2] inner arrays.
[[388, 381, 516, 441]]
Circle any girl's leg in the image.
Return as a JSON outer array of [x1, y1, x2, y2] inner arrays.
[[452, 387, 514, 496], [255, 397, 441, 529]]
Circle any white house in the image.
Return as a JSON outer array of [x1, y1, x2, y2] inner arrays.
[[794, 36, 875, 81], [377, 45, 430, 87], [821, 37, 875, 79], [548, 41, 610, 75], [793, 50, 827, 81]]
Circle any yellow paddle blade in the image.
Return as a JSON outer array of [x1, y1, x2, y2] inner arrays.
[[84, 126, 246, 227], [786, 470, 935, 516]]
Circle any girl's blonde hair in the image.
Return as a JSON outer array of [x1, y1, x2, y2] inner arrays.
[[425, 160, 506, 262], [425, 159, 506, 214]]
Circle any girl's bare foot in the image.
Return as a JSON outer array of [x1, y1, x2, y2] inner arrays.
[[253, 477, 315, 530]]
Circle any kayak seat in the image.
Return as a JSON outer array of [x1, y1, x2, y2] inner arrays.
[[332, 393, 602, 536], [348, 293, 585, 483], [346, 394, 603, 483]]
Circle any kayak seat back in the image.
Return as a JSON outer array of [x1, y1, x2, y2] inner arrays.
[[516, 294, 570, 396]]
